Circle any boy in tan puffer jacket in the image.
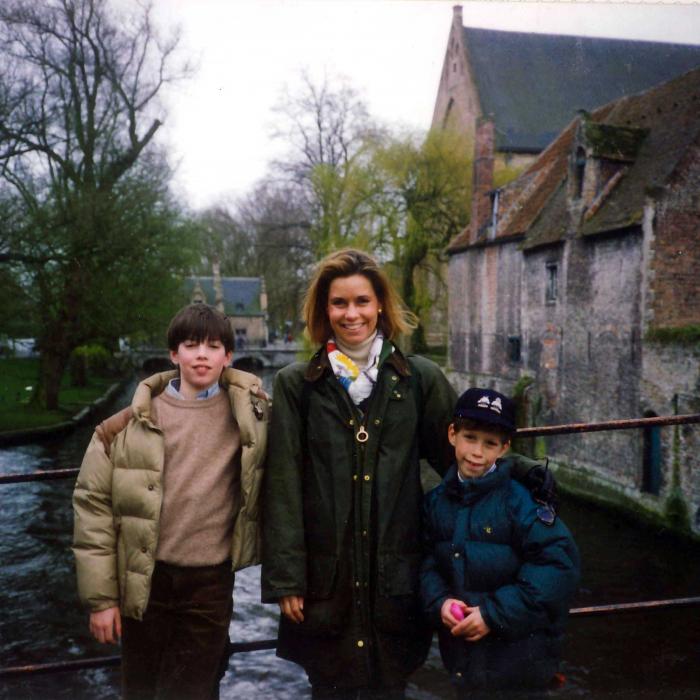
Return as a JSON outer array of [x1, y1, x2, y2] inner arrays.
[[73, 303, 268, 700]]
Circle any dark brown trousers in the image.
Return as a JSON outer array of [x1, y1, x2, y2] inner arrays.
[[121, 560, 234, 700]]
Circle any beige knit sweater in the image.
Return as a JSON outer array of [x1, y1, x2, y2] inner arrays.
[[151, 390, 241, 566]]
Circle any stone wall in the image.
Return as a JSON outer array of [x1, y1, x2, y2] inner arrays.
[[447, 238, 522, 393]]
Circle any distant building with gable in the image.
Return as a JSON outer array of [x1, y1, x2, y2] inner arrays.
[[446, 67, 700, 535], [186, 264, 269, 348]]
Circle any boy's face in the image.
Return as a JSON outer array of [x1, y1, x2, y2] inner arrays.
[[169, 337, 232, 399], [448, 424, 510, 479]]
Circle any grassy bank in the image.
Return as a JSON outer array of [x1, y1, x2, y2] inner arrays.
[[0, 358, 116, 432]]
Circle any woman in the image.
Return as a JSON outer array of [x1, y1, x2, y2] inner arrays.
[[262, 248, 456, 698], [261, 248, 553, 698]]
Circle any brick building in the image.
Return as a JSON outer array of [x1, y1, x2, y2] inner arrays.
[[446, 68, 700, 536], [427, 6, 700, 349]]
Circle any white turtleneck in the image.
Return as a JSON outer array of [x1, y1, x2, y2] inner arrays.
[[335, 329, 378, 369]]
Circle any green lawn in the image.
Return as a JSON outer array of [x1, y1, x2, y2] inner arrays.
[[0, 358, 115, 432]]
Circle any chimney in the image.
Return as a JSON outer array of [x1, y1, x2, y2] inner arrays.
[[470, 116, 495, 242], [453, 5, 463, 28]]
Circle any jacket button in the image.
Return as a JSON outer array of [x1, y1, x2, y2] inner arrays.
[[349, 419, 355, 426], [454, 552, 460, 558], [456, 672, 463, 678], [363, 475, 370, 482], [353, 475, 358, 481], [374, 418, 381, 425], [362, 530, 367, 537], [357, 640, 364, 648]]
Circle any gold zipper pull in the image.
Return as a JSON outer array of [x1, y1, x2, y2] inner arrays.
[[356, 426, 369, 443]]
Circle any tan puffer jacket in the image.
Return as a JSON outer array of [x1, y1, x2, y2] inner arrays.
[[72, 368, 268, 620]]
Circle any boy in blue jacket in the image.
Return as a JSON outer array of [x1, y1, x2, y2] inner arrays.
[[420, 388, 580, 695]]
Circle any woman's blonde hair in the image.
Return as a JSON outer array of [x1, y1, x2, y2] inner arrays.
[[303, 248, 418, 345]]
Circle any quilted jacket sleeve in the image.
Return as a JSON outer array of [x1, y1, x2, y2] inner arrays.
[[72, 431, 120, 612], [478, 484, 580, 640]]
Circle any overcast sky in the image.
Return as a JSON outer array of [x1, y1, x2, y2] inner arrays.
[[149, 0, 700, 211]]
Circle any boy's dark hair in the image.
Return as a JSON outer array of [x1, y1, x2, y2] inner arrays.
[[451, 417, 514, 445], [167, 303, 234, 353]]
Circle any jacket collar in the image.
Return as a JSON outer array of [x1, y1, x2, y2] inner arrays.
[[304, 341, 411, 382], [443, 458, 512, 504], [131, 367, 263, 423]]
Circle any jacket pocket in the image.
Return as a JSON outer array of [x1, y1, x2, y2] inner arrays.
[[307, 554, 337, 599], [378, 552, 420, 595], [299, 555, 348, 636], [374, 552, 423, 635]]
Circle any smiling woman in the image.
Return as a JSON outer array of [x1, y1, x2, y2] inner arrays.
[[262, 248, 458, 698]]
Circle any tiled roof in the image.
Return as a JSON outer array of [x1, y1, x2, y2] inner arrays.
[[184, 276, 262, 316], [448, 67, 700, 254], [463, 27, 700, 152]]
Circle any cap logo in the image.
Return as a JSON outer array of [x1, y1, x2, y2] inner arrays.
[[477, 395, 502, 414]]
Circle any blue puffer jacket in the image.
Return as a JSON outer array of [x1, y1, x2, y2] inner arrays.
[[420, 459, 580, 690]]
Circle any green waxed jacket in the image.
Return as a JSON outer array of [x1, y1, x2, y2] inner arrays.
[[261, 344, 457, 689], [72, 368, 268, 620]]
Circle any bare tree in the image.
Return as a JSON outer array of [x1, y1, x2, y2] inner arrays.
[[0, 0, 192, 408], [272, 73, 383, 254]]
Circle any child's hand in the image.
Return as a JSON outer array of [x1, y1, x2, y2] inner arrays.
[[279, 595, 305, 623], [440, 598, 468, 629], [451, 605, 490, 642], [89, 606, 121, 644]]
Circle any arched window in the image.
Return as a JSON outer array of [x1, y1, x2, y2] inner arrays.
[[642, 411, 661, 495]]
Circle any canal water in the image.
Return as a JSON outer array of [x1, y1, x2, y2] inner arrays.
[[1, 371, 700, 699]]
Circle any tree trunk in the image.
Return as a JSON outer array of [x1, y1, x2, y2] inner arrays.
[[400, 250, 428, 354], [32, 345, 71, 410]]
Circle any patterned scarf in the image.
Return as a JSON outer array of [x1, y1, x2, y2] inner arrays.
[[327, 331, 386, 405]]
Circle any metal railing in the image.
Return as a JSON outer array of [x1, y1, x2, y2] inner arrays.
[[3, 413, 699, 486], [1, 411, 699, 679]]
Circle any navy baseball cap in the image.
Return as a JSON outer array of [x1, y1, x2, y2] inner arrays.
[[453, 388, 516, 433]]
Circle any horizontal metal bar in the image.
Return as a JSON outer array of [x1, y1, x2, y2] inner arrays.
[[569, 595, 700, 617], [2, 597, 699, 678], [1, 415, 699, 485], [517, 413, 700, 438], [0, 638, 278, 678], [0, 468, 79, 485], [2, 415, 699, 486]]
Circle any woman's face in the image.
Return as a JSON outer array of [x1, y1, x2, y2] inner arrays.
[[326, 274, 381, 346]]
